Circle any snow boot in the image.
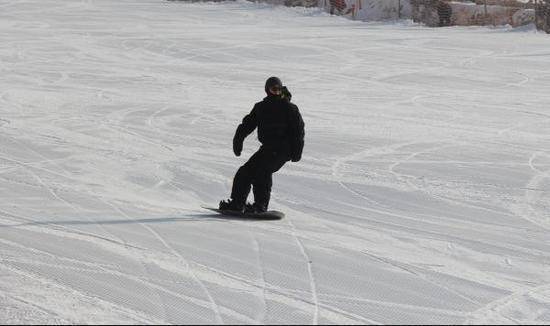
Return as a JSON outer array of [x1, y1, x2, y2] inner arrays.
[[219, 199, 245, 213], [245, 202, 268, 214]]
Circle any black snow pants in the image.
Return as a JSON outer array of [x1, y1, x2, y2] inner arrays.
[[230, 146, 290, 209]]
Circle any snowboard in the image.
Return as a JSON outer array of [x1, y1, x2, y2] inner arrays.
[[202, 206, 284, 220]]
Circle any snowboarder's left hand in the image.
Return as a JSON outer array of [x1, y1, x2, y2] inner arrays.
[[233, 138, 242, 157]]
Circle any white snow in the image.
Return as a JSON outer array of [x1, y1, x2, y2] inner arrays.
[[1, 0, 550, 324]]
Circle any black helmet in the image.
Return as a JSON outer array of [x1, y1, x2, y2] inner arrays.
[[265, 76, 283, 94]]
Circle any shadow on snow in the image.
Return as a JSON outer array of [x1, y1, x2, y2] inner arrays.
[[0, 213, 281, 228]]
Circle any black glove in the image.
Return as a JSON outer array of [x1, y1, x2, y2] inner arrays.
[[282, 86, 292, 102], [233, 138, 243, 157]]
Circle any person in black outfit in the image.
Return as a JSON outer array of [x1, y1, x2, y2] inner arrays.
[[219, 77, 305, 213]]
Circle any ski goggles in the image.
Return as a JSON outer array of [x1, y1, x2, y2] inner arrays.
[[269, 85, 283, 92]]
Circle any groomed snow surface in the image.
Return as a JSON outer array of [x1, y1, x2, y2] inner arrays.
[[1, 0, 550, 324]]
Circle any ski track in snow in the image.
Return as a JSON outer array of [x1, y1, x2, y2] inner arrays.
[[285, 214, 320, 325], [1, 0, 550, 324]]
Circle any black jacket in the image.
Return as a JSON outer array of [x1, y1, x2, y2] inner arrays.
[[233, 95, 305, 162]]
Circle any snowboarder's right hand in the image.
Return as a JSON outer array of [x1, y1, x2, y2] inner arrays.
[[233, 138, 242, 157]]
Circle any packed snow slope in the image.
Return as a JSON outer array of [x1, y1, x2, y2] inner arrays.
[[1, 0, 550, 324]]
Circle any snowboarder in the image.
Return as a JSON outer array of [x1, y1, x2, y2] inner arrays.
[[219, 77, 305, 214]]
